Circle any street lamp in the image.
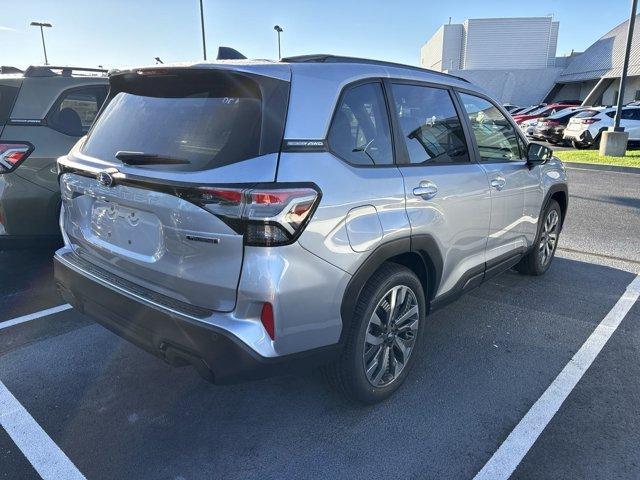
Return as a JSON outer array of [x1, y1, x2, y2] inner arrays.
[[274, 25, 283, 60], [199, 0, 207, 60], [30, 21, 52, 65], [601, 0, 638, 156]]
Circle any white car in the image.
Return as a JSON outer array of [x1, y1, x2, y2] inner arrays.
[[563, 106, 640, 149], [519, 118, 539, 137]]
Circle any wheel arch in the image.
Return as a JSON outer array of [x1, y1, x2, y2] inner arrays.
[[339, 235, 443, 343]]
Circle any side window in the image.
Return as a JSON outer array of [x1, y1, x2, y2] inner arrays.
[[47, 86, 108, 137], [458, 92, 522, 162], [328, 82, 393, 166], [390, 84, 469, 164]]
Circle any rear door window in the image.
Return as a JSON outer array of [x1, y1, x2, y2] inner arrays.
[[82, 70, 289, 171], [390, 83, 469, 164], [48, 86, 108, 136], [327, 82, 393, 166]]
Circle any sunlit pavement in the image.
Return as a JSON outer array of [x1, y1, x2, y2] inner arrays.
[[1, 165, 639, 480]]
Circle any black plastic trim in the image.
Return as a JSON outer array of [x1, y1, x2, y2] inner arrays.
[[54, 256, 340, 384]]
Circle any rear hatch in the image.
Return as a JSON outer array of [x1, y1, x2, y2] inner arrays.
[[59, 65, 290, 312]]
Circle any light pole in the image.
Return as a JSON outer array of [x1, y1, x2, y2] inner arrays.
[[613, 0, 638, 130], [274, 25, 283, 60], [199, 0, 207, 60], [30, 21, 52, 65], [601, 0, 638, 156]]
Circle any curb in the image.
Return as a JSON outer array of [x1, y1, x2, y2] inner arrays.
[[564, 162, 640, 174]]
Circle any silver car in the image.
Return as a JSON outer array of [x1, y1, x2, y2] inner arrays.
[[54, 55, 568, 403]]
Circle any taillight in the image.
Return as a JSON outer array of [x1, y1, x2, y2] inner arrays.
[[582, 118, 600, 124], [0, 142, 33, 173], [185, 185, 321, 246], [546, 120, 560, 126]]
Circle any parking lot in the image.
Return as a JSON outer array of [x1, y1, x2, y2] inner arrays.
[[1, 164, 639, 480]]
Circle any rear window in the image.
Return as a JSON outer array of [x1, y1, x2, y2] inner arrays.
[[82, 69, 289, 171], [0, 84, 20, 126], [574, 109, 600, 118]]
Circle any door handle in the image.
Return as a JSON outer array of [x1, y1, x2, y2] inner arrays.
[[413, 180, 438, 200], [490, 176, 506, 191]]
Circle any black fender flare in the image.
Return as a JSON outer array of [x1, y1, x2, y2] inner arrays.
[[339, 235, 443, 343]]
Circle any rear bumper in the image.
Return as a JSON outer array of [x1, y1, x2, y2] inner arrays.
[[54, 254, 340, 384]]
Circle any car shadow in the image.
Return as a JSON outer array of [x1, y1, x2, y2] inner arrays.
[[0, 256, 636, 480]]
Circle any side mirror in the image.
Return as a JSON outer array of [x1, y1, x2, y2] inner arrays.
[[526, 142, 553, 167]]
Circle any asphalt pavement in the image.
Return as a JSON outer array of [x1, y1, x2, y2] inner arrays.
[[0, 164, 639, 480]]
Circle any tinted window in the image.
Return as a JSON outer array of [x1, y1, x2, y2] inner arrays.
[[621, 108, 640, 120], [575, 109, 600, 118], [82, 71, 289, 171], [459, 93, 521, 162], [391, 84, 468, 164], [48, 86, 107, 136], [0, 84, 20, 126], [328, 82, 393, 166]]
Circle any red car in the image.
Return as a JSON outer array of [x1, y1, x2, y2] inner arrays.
[[512, 103, 577, 124]]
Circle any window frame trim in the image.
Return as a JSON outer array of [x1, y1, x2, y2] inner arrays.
[[453, 87, 529, 165], [383, 78, 476, 167], [44, 84, 109, 137], [324, 78, 398, 169]]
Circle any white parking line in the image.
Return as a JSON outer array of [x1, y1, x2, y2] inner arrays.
[[0, 304, 72, 331], [474, 274, 640, 480], [0, 380, 86, 479]]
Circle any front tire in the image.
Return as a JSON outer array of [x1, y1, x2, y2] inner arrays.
[[325, 263, 426, 404], [515, 199, 562, 276], [572, 140, 590, 150]]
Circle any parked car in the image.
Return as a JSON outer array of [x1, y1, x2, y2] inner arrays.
[[519, 118, 540, 137], [563, 106, 640, 148], [54, 55, 568, 403], [510, 104, 545, 117], [512, 103, 575, 125], [502, 104, 521, 113], [531, 107, 584, 144], [0, 66, 108, 248]]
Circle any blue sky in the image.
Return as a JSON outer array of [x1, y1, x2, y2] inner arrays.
[[1, 0, 637, 69]]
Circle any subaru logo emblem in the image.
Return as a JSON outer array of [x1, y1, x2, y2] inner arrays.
[[97, 171, 115, 187]]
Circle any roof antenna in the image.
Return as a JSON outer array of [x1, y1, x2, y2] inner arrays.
[[216, 46, 247, 60]]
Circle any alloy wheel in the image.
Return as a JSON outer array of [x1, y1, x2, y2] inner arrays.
[[539, 209, 559, 267], [363, 285, 419, 387]]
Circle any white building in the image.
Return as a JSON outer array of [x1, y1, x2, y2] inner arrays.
[[422, 17, 559, 72], [421, 17, 563, 105], [548, 14, 640, 106]]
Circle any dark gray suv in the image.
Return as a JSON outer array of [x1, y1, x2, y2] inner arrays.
[[54, 56, 568, 403], [0, 66, 108, 248]]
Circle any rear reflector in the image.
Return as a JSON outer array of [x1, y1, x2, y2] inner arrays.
[[0, 142, 33, 173], [261, 302, 275, 340]]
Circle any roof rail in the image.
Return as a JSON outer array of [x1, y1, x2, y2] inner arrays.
[[23, 66, 108, 78], [281, 54, 470, 83]]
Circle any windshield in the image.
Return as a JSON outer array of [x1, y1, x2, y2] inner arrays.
[[82, 70, 289, 171]]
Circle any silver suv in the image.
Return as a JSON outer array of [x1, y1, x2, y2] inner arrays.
[[54, 56, 568, 403]]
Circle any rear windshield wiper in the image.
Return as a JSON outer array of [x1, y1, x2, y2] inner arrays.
[[115, 151, 191, 165]]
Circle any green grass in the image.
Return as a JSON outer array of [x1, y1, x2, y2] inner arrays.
[[555, 149, 640, 168]]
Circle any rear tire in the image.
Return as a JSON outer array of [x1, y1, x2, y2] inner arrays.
[[515, 199, 562, 276], [324, 263, 426, 404]]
